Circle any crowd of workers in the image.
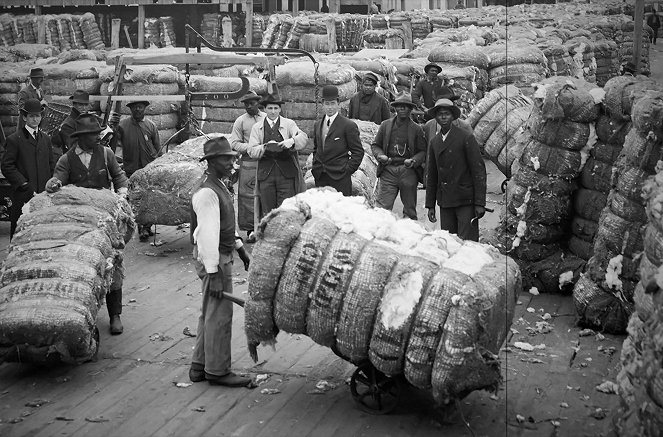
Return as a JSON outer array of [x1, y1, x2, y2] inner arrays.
[[1, 61, 486, 387]]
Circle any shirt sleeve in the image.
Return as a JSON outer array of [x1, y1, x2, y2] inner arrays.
[[192, 188, 221, 274], [230, 118, 250, 154]]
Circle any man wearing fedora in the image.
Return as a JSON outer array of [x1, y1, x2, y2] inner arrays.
[[52, 90, 92, 159], [412, 63, 451, 119], [45, 113, 129, 335], [17, 68, 47, 131], [188, 136, 250, 387], [230, 91, 265, 242], [312, 85, 365, 196], [371, 93, 426, 220], [425, 99, 486, 242], [2, 98, 56, 238], [247, 94, 308, 217], [116, 100, 160, 242], [347, 72, 391, 125]]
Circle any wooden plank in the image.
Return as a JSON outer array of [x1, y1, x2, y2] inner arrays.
[[36, 15, 45, 45], [123, 25, 133, 49], [90, 95, 187, 103], [137, 4, 145, 50], [245, 0, 253, 47], [120, 53, 286, 67], [634, 0, 644, 72], [111, 18, 121, 50], [325, 16, 337, 54]]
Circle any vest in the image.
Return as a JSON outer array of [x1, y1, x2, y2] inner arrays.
[[66, 145, 111, 189], [262, 118, 287, 159], [190, 173, 236, 255]]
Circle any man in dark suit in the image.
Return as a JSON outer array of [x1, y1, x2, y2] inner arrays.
[[51, 89, 91, 159], [371, 93, 427, 220], [347, 72, 391, 125], [426, 99, 486, 241], [17, 68, 47, 131], [1, 98, 56, 238], [312, 85, 365, 196]]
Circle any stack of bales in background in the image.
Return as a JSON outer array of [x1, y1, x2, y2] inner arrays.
[[319, 54, 397, 98], [0, 13, 103, 50], [144, 18, 160, 48], [284, 16, 310, 49], [0, 14, 18, 46], [617, 21, 651, 75], [201, 13, 222, 45], [251, 14, 268, 47], [275, 61, 357, 164], [592, 40, 620, 86], [616, 132, 663, 435], [272, 15, 294, 49], [574, 83, 663, 334], [500, 77, 602, 293], [409, 15, 431, 41], [0, 65, 24, 137], [100, 64, 181, 143], [79, 13, 105, 50], [565, 36, 597, 83], [485, 43, 547, 96], [334, 15, 368, 52], [428, 11, 455, 31], [467, 85, 533, 178], [144, 16, 176, 48]]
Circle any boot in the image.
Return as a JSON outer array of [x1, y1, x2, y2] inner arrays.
[[107, 288, 123, 335], [189, 363, 205, 383], [206, 372, 251, 387], [236, 246, 251, 271]]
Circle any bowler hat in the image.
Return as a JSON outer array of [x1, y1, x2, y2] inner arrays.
[[261, 94, 285, 107], [390, 92, 417, 108], [427, 98, 461, 120], [126, 100, 150, 108], [69, 90, 90, 104], [70, 113, 103, 137], [321, 85, 339, 101], [239, 91, 261, 103], [362, 72, 380, 85], [424, 63, 442, 74], [29, 68, 44, 78], [20, 98, 43, 115], [199, 136, 237, 162]]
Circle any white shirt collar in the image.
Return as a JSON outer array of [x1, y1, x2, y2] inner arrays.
[[266, 116, 279, 128], [325, 112, 339, 126], [75, 145, 92, 155], [25, 125, 38, 138]]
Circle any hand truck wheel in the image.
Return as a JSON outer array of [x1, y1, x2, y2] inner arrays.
[[350, 362, 402, 415]]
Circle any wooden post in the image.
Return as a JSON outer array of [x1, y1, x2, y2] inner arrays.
[[293, 0, 299, 15], [220, 0, 230, 12], [111, 18, 121, 50], [634, 0, 644, 72], [137, 5, 145, 49], [330, 0, 340, 13], [245, 0, 253, 47], [221, 16, 233, 47], [402, 21, 413, 49], [325, 16, 337, 53], [123, 25, 134, 49]]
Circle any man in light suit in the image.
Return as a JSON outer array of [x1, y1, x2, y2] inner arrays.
[[311, 85, 365, 196]]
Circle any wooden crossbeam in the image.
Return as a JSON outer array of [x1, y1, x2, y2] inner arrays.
[[120, 53, 286, 67]]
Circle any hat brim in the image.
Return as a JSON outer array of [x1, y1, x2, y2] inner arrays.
[[126, 101, 150, 108], [29, 73, 45, 78], [391, 101, 417, 109], [424, 64, 442, 74], [20, 108, 44, 115], [70, 128, 103, 137], [261, 99, 284, 107], [239, 94, 261, 103], [427, 105, 461, 120], [199, 151, 238, 162]]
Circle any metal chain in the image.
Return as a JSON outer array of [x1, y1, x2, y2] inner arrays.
[[314, 61, 320, 120]]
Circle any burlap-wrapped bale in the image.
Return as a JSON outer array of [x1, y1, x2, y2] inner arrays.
[[246, 188, 521, 405], [128, 133, 231, 226], [0, 187, 134, 364]]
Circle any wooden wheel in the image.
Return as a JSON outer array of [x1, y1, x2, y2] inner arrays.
[[350, 362, 402, 415]]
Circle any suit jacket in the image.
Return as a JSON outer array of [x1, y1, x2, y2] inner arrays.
[[248, 116, 308, 182], [51, 107, 82, 159], [1, 127, 55, 194], [312, 114, 364, 182], [425, 125, 486, 209], [17, 83, 44, 130], [347, 92, 391, 125], [371, 116, 426, 178]]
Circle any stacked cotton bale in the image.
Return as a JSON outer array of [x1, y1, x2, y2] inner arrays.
[[427, 44, 490, 116], [187, 75, 268, 135], [537, 41, 574, 78], [144, 18, 160, 48], [272, 15, 294, 49], [574, 87, 663, 334], [429, 14, 455, 32], [410, 15, 431, 41], [251, 14, 267, 47], [129, 134, 222, 226], [18, 16, 37, 44], [0, 64, 25, 137], [617, 21, 651, 76], [275, 61, 357, 156], [0, 14, 16, 47], [79, 12, 105, 50], [303, 119, 378, 203], [615, 160, 663, 436], [565, 37, 597, 83], [592, 40, 620, 87], [100, 64, 181, 143], [500, 77, 602, 293], [159, 17, 176, 47], [319, 54, 397, 98], [201, 13, 222, 46], [245, 188, 521, 405], [260, 14, 291, 49], [0, 187, 134, 364], [284, 16, 310, 49], [361, 29, 406, 50], [486, 43, 547, 96], [467, 85, 533, 178]]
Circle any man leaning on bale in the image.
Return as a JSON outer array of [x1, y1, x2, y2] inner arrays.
[[188, 137, 251, 388], [45, 113, 129, 335]]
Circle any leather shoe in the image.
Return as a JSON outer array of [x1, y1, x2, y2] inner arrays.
[[246, 232, 256, 244], [110, 315, 123, 335], [189, 364, 205, 383], [206, 372, 251, 387]]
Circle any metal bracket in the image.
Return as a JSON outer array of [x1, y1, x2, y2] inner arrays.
[[186, 77, 251, 101]]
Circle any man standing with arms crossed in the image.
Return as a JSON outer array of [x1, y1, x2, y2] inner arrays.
[[115, 100, 160, 242], [312, 85, 365, 196], [188, 137, 251, 387], [230, 91, 265, 242]]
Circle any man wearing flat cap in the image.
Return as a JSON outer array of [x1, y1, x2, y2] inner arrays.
[[247, 94, 308, 218], [17, 68, 47, 131], [230, 91, 265, 241], [425, 99, 486, 241], [188, 136, 250, 388], [412, 63, 453, 119], [45, 113, 129, 335], [312, 85, 365, 196], [347, 72, 390, 125], [52, 89, 92, 159], [371, 92, 426, 220], [1, 98, 56, 238], [116, 100, 160, 242]]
